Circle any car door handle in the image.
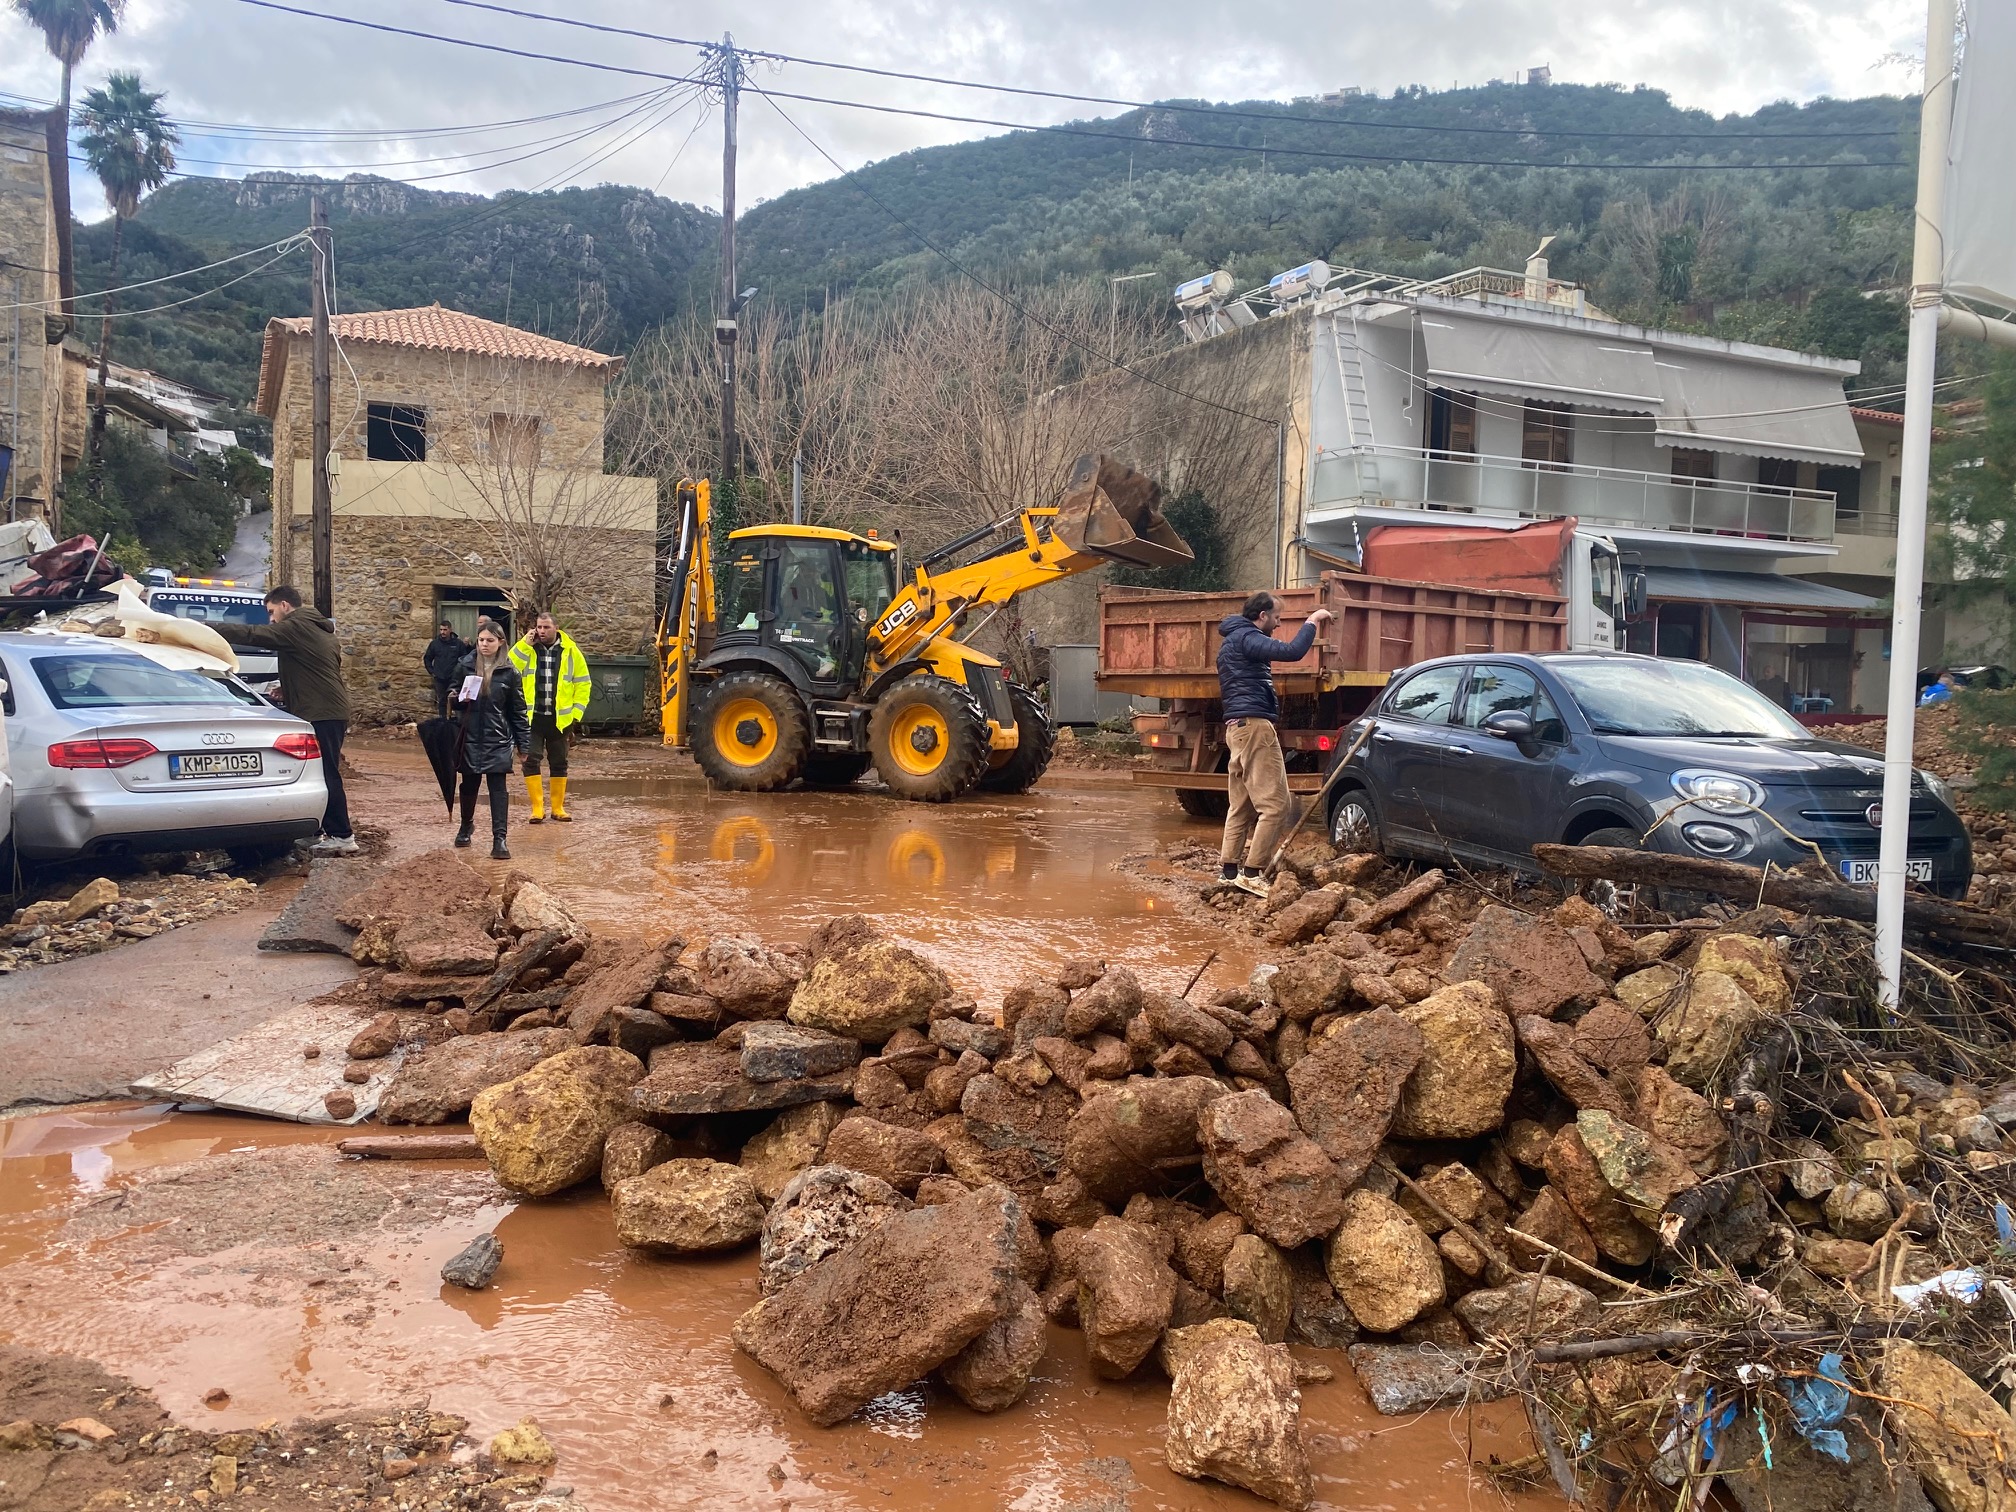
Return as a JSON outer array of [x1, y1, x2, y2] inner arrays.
[[1444, 745, 1472, 758], [1372, 732, 1397, 744]]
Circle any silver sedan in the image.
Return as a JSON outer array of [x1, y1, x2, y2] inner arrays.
[[0, 632, 327, 862]]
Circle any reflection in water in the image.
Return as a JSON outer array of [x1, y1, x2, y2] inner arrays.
[[886, 828, 945, 889], [709, 814, 777, 886]]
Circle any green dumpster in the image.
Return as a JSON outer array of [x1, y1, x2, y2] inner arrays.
[[581, 655, 654, 733]]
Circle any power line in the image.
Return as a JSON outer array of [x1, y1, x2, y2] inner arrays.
[[0, 235, 306, 312], [415, 0, 1904, 144]]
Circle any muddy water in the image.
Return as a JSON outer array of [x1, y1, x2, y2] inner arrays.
[[0, 1104, 1557, 1512]]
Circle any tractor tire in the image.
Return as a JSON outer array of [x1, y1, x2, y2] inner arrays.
[[801, 752, 873, 788], [692, 672, 810, 791], [978, 684, 1057, 795], [870, 676, 991, 803], [1175, 788, 1229, 820]]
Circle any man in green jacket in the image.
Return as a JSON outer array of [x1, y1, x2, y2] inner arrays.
[[211, 585, 358, 855], [508, 610, 591, 823]]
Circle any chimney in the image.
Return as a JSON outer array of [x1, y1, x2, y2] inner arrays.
[[1524, 235, 1557, 302]]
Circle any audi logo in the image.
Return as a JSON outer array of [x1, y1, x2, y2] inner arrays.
[[200, 732, 237, 746]]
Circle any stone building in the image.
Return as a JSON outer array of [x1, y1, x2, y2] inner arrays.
[[254, 305, 658, 720], [1, 105, 81, 525]]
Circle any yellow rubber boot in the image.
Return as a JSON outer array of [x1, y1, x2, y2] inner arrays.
[[525, 774, 546, 823], [550, 776, 572, 822]]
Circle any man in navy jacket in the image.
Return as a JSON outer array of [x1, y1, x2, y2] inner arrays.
[[1215, 592, 1333, 895]]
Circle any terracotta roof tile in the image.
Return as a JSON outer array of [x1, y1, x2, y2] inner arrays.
[[255, 304, 619, 415]]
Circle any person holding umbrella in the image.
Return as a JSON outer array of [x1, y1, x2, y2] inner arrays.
[[452, 621, 530, 859]]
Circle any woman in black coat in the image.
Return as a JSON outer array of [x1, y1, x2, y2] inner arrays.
[[453, 623, 531, 859]]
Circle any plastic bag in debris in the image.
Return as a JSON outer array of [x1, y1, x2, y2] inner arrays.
[[1891, 1268, 1985, 1311], [1781, 1353, 1851, 1463]]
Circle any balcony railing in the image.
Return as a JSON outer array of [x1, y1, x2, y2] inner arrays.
[[1308, 446, 1837, 545]]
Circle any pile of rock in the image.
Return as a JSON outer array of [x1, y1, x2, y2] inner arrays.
[[338, 847, 2016, 1512], [0, 872, 257, 973]]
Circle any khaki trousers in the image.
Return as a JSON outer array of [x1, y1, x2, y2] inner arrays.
[[1220, 717, 1292, 868]]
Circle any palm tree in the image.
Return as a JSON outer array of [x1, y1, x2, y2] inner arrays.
[[11, 0, 123, 318], [76, 70, 177, 474]]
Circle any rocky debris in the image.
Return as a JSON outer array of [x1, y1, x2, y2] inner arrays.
[[1199, 1090, 1345, 1248], [732, 1184, 1023, 1425], [1391, 982, 1516, 1140], [601, 1122, 673, 1188], [1220, 1233, 1294, 1343], [788, 933, 951, 1041], [1326, 1188, 1445, 1333], [631, 1040, 855, 1116], [1879, 1341, 2016, 1512], [260, 857, 385, 953], [1452, 1275, 1600, 1343], [347, 1011, 402, 1060], [740, 1101, 844, 1200], [2, 871, 258, 973], [693, 938, 802, 1020], [1286, 1007, 1426, 1185], [740, 1022, 863, 1082], [1658, 969, 1767, 1089], [1064, 1076, 1225, 1204], [612, 1159, 766, 1255], [1721, 1393, 1934, 1512], [377, 1029, 575, 1125], [335, 848, 489, 932], [470, 1046, 646, 1196], [1444, 904, 1607, 1018], [1347, 1344, 1510, 1414], [394, 906, 501, 976], [1516, 1016, 1630, 1116], [1164, 1320, 1313, 1509], [758, 1164, 913, 1293], [939, 1279, 1047, 1412], [1076, 1215, 1178, 1378], [564, 939, 678, 1042], [821, 1116, 945, 1194], [440, 1233, 504, 1289]]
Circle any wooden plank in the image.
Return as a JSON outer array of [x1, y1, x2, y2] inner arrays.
[[336, 1133, 481, 1160], [132, 1000, 407, 1125]]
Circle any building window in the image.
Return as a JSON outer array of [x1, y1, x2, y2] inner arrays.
[[1424, 389, 1478, 456], [488, 413, 542, 474], [1520, 401, 1573, 470], [366, 403, 427, 462], [1817, 464, 1861, 518], [1757, 457, 1800, 492], [1670, 448, 1716, 481]]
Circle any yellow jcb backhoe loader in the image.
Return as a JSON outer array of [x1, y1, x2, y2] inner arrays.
[[657, 455, 1191, 802]]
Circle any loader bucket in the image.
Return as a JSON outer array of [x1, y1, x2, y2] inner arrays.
[[1053, 454, 1195, 570]]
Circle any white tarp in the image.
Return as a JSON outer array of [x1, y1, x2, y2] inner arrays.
[[1946, 0, 2016, 313], [1651, 355, 1864, 466], [1419, 313, 1663, 412]]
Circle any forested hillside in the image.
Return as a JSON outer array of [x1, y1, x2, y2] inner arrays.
[[79, 80, 1920, 411]]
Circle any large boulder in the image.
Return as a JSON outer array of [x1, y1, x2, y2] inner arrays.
[[788, 940, 951, 1042], [1625, 1067, 1730, 1176], [1575, 1110, 1699, 1225], [1515, 1016, 1629, 1116], [1878, 1340, 2016, 1512], [611, 1160, 765, 1255], [961, 1074, 1077, 1176], [1220, 1234, 1294, 1344], [1286, 1007, 1426, 1186], [470, 1046, 646, 1197], [1657, 971, 1765, 1089], [1391, 983, 1517, 1141], [1443, 905, 1606, 1019], [757, 1163, 913, 1294], [739, 1101, 844, 1201], [821, 1116, 945, 1195], [1453, 1275, 1601, 1343], [1324, 1189, 1444, 1334], [939, 1279, 1047, 1413], [393, 906, 501, 977], [1542, 1124, 1656, 1266], [564, 939, 677, 1043], [732, 1184, 1024, 1425], [1164, 1321, 1313, 1509], [631, 1039, 855, 1117], [1064, 1076, 1228, 1205], [1696, 932, 1790, 1014], [1062, 966, 1142, 1038], [739, 1022, 863, 1083], [1198, 1090, 1345, 1249], [376, 1028, 575, 1124], [693, 938, 802, 1021], [1076, 1215, 1178, 1378], [1269, 951, 1351, 1024], [1615, 961, 1686, 1017]]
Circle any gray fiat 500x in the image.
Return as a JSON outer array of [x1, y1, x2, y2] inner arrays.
[[1326, 651, 1972, 899]]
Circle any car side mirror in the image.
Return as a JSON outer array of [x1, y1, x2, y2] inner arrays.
[[1482, 710, 1536, 748]]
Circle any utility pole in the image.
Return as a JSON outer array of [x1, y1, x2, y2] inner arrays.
[[712, 36, 742, 486], [309, 194, 334, 617]]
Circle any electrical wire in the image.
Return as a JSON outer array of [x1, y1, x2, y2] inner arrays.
[[0, 235, 307, 313], [414, 0, 1906, 144], [73, 241, 306, 320]]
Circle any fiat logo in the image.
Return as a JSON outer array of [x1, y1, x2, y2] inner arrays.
[[1866, 803, 1883, 827], [201, 732, 236, 746]]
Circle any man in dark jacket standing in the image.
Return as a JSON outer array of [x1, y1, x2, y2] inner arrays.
[[1215, 592, 1332, 896], [423, 621, 467, 719], [212, 586, 358, 855]]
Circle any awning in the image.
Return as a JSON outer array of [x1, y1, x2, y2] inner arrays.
[[1419, 313, 1662, 412], [1644, 567, 1880, 612], [1652, 356, 1862, 465]]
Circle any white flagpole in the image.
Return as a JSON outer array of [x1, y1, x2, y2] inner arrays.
[[1875, 0, 1958, 1008]]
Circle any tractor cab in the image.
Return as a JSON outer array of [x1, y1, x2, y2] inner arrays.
[[714, 526, 899, 697]]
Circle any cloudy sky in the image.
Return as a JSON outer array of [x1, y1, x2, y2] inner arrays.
[[2, 0, 1928, 222]]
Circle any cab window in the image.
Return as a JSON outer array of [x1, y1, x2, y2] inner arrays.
[[776, 541, 840, 680], [1384, 664, 1461, 724], [843, 544, 896, 617], [1456, 664, 1566, 742], [719, 551, 767, 634]]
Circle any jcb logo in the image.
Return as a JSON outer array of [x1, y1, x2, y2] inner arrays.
[[875, 601, 920, 639]]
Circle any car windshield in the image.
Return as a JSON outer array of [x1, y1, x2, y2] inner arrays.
[[33, 654, 252, 710], [1550, 659, 1808, 739]]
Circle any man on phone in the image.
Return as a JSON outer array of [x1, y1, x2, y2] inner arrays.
[[1214, 592, 1333, 896]]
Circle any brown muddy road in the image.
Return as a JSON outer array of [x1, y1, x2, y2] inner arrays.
[[0, 737, 1558, 1512]]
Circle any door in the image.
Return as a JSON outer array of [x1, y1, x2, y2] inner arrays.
[[773, 540, 845, 687], [1438, 663, 1574, 864], [1367, 662, 1465, 850]]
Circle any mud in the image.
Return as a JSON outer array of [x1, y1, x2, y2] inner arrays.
[[0, 1106, 1559, 1511]]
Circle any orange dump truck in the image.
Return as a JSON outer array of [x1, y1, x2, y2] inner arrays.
[[1096, 518, 1632, 816]]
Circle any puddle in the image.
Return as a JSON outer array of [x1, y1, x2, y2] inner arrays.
[[0, 1104, 1559, 1512]]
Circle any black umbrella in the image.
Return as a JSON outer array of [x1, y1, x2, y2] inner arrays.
[[417, 717, 460, 814]]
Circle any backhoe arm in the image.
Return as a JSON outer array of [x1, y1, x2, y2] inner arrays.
[[658, 479, 714, 746]]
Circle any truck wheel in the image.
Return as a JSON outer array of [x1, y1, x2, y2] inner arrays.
[[978, 685, 1056, 794], [870, 677, 990, 802], [1175, 789, 1229, 820], [1329, 790, 1382, 854], [801, 752, 872, 787], [693, 672, 809, 791]]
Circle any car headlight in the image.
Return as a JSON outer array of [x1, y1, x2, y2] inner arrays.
[[1917, 769, 1953, 807], [1671, 769, 1765, 816]]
